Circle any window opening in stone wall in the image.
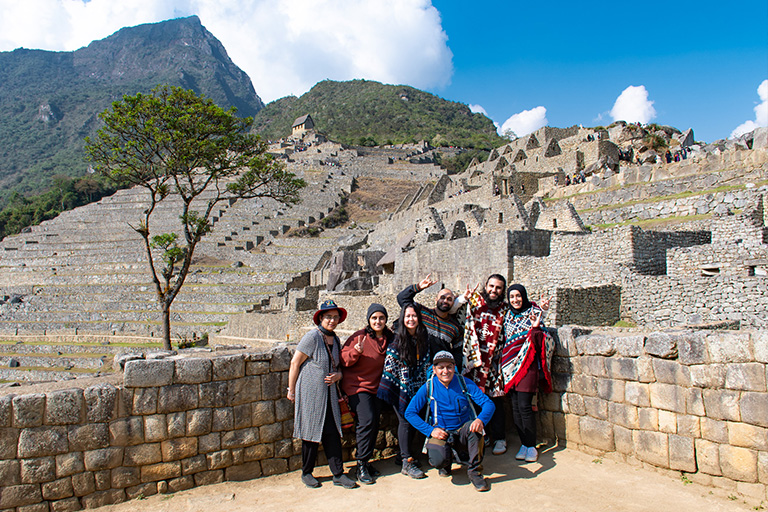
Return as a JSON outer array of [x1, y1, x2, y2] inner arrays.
[[498, 212, 503, 223], [553, 219, 558, 228], [701, 265, 720, 277], [748, 265, 767, 276]]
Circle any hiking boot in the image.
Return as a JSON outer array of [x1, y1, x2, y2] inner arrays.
[[356, 461, 375, 485], [468, 472, 489, 492], [301, 473, 321, 488], [332, 474, 358, 489], [525, 446, 538, 462], [515, 445, 527, 460], [492, 439, 507, 455], [438, 466, 452, 478], [401, 459, 426, 479], [367, 462, 381, 477]]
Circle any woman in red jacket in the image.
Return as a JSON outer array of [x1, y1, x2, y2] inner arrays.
[[341, 303, 393, 485]]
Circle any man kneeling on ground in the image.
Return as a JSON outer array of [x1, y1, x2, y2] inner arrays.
[[404, 351, 495, 492]]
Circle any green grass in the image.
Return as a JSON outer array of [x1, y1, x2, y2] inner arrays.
[[589, 213, 713, 231], [612, 320, 637, 328]]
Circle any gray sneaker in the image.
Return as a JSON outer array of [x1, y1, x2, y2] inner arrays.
[[332, 474, 358, 489], [468, 472, 489, 492], [401, 460, 426, 479], [301, 473, 321, 488]]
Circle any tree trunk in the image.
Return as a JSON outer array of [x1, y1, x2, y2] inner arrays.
[[161, 301, 172, 351]]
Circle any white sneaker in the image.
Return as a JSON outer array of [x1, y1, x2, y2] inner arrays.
[[525, 446, 538, 462], [492, 440, 507, 455], [515, 445, 527, 460]]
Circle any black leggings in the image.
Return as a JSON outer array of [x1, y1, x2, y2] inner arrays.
[[393, 407, 416, 460], [301, 397, 343, 476], [509, 390, 536, 447]]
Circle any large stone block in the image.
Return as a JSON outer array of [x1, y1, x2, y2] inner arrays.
[[84, 384, 118, 423], [707, 332, 752, 363], [161, 437, 198, 462], [233, 404, 252, 429], [212, 407, 234, 432], [649, 383, 686, 413], [143, 414, 168, 443], [0, 484, 43, 508], [21, 457, 55, 483], [246, 361, 270, 376], [68, 423, 109, 451], [228, 376, 262, 406], [110, 467, 140, 489], [658, 410, 677, 433], [755, 331, 768, 364], [583, 397, 608, 420], [259, 423, 284, 444], [167, 475, 194, 493], [578, 416, 614, 451], [198, 433, 221, 454], [676, 415, 701, 437], [604, 358, 638, 381], [759, 451, 768, 485], [42, 477, 74, 501], [80, 489, 126, 508], [651, 359, 690, 386], [244, 443, 274, 462], [260, 373, 283, 401], [181, 454, 207, 475], [124, 359, 174, 388], [685, 388, 705, 416], [132, 388, 158, 416], [194, 469, 224, 486], [125, 482, 157, 501], [555, 326, 591, 357], [740, 392, 768, 427], [702, 389, 740, 421], [225, 461, 263, 481], [275, 399, 294, 423], [18, 427, 68, 458], [109, 417, 144, 446], [725, 363, 766, 392], [45, 390, 83, 426], [728, 422, 768, 451], [270, 348, 292, 372], [608, 402, 638, 429], [71, 471, 95, 496], [50, 496, 82, 511], [0, 395, 12, 427], [221, 427, 259, 449], [669, 434, 695, 472], [174, 358, 212, 384], [199, 382, 228, 408], [83, 447, 122, 471], [157, 384, 198, 413], [252, 401, 276, 427], [677, 332, 708, 365], [701, 417, 728, 443], [140, 461, 181, 483], [637, 408, 658, 431], [0, 427, 19, 459], [571, 375, 598, 397], [206, 450, 233, 470], [167, 411, 186, 438], [636, 356, 655, 383], [719, 445, 758, 482], [0, 459, 21, 485], [261, 458, 288, 476], [644, 332, 679, 359], [55, 453, 83, 479], [613, 335, 644, 357], [212, 355, 245, 381], [124, 443, 162, 466], [633, 430, 669, 468], [564, 414, 581, 444], [186, 408, 213, 436], [695, 438, 721, 476], [576, 335, 615, 357], [582, 356, 607, 378], [689, 364, 726, 389], [13, 394, 46, 428], [624, 382, 650, 407], [613, 425, 633, 454]]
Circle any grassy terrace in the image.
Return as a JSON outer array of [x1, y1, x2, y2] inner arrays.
[[0, 339, 161, 347], [588, 214, 714, 231]]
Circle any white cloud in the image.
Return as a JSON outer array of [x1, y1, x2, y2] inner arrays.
[[469, 104, 487, 115], [730, 79, 768, 139], [499, 106, 547, 138], [0, 0, 454, 103], [610, 85, 656, 124]]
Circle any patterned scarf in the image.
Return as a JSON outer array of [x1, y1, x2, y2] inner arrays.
[[500, 305, 554, 394], [461, 290, 508, 397], [377, 345, 431, 414]]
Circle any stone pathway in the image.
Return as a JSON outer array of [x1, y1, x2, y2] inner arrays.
[[91, 447, 754, 512]]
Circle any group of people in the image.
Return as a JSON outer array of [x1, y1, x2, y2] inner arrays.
[[557, 170, 587, 186], [664, 148, 689, 163], [287, 274, 554, 492]]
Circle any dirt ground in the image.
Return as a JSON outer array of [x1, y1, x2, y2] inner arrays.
[[92, 446, 757, 512]]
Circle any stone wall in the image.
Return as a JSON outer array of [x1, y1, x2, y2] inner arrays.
[[540, 327, 768, 500], [0, 348, 302, 511]]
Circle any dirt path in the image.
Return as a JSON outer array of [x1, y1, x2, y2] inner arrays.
[[93, 447, 754, 512]]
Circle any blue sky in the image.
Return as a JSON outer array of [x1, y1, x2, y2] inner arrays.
[[1, 0, 766, 142]]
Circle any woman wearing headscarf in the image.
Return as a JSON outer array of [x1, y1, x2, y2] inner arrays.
[[377, 304, 431, 479], [341, 303, 393, 484], [500, 284, 554, 463], [288, 299, 357, 489]]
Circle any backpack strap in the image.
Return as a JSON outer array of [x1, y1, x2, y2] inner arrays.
[[457, 375, 478, 421]]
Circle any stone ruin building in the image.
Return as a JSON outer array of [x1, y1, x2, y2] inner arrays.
[[0, 123, 766, 509]]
